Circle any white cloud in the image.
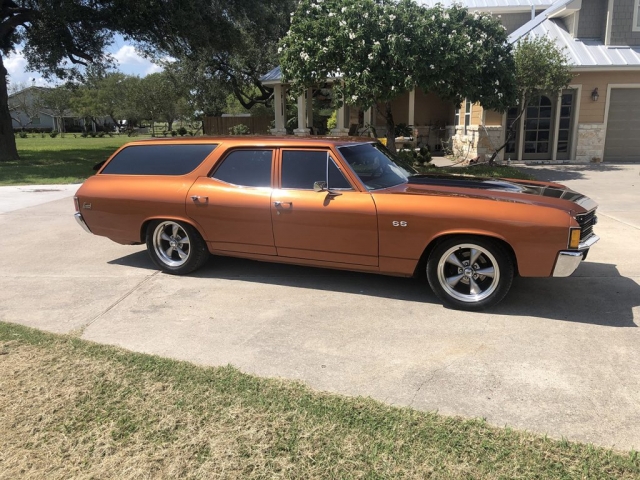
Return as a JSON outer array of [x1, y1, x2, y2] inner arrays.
[[113, 45, 148, 66], [5, 50, 48, 88], [113, 44, 164, 76]]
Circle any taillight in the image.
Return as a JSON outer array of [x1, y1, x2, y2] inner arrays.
[[74, 196, 80, 212]]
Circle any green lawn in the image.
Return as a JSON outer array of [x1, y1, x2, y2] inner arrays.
[[1, 135, 134, 185], [0, 321, 638, 479]]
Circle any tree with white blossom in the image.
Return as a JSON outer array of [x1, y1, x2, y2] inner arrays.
[[487, 35, 572, 165], [280, 0, 517, 152]]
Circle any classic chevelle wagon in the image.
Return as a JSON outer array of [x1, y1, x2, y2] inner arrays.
[[74, 137, 599, 310]]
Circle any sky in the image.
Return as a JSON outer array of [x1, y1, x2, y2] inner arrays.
[[6, 34, 162, 88]]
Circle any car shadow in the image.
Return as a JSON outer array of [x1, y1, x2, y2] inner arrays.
[[517, 164, 625, 182], [109, 252, 639, 327]]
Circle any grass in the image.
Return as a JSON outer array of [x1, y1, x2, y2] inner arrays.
[[0, 135, 133, 185], [1, 321, 638, 479]]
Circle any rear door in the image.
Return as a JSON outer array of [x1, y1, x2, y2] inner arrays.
[[186, 148, 276, 256], [271, 148, 379, 266]]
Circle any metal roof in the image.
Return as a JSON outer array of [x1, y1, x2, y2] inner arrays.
[[259, 66, 282, 84], [416, 0, 553, 9], [511, 18, 640, 68]]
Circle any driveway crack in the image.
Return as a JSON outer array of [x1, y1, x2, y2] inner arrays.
[[72, 271, 159, 337]]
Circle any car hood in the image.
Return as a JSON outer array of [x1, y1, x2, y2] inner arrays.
[[384, 174, 597, 214]]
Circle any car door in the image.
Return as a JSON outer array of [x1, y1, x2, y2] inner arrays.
[[186, 148, 276, 256], [271, 148, 379, 266]]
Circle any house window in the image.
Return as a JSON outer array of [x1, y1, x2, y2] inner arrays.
[[464, 99, 472, 135], [634, 0, 640, 31], [31, 116, 41, 126], [454, 107, 460, 127]]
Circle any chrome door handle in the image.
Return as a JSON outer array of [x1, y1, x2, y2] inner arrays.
[[273, 201, 293, 207], [191, 195, 208, 202]]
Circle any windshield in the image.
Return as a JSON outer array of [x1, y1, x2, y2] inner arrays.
[[337, 143, 414, 190]]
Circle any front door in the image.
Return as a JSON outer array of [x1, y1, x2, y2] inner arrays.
[[271, 149, 379, 266], [505, 91, 576, 161], [186, 148, 276, 256]]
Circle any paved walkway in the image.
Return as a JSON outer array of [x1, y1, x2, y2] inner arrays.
[[1, 165, 638, 450]]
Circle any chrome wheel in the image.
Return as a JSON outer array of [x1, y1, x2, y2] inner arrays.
[[436, 243, 500, 303], [152, 221, 191, 267]]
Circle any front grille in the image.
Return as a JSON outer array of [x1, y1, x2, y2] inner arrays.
[[576, 209, 597, 241]]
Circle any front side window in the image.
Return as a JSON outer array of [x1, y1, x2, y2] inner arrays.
[[281, 150, 352, 190], [337, 143, 411, 190], [212, 150, 272, 187], [101, 144, 217, 175]]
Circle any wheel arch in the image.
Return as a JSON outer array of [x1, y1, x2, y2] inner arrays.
[[140, 216, 207, 243], [414, 231, 519, 277]]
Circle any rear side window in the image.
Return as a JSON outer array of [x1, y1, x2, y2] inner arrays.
[[212, 150, 273, 187], [101, 144, 217, 175]]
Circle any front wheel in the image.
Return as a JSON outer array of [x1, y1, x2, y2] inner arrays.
[[146, 220, 209, 275], [426, 237, 514, 311]]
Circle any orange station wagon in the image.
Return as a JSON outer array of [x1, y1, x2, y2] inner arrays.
[[74, 137, 599, 310]]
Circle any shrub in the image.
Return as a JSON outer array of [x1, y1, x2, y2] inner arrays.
[[89, 131, 97, 138], [18, 131, 28, 139], [228, 124, 250, 135], [326, 111, 337, 131], [394, 123, 413, 138], [80, 132, 89, 138], [171, 130, 177, 137], [49, 130, 59, 138], [177, 127, 188, 136], [97, 131, 105, 138]]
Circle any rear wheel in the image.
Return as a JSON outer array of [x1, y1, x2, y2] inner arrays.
[[146, 220, 209, 275], [427, 236, 514, 310]]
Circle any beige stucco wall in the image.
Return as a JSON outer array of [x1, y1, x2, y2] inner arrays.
[[414, 89, 454, 126], [484, 109, 504, 126]]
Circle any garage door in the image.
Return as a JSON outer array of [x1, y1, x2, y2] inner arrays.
[[604, 88, 640, 162]]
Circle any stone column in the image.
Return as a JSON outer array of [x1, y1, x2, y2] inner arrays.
[[294, 92, 310, 136], [306, 88, 314, 133], [551, 93, 562, 161], [330, 103, 349, 136], [270, 83, 288, 135]]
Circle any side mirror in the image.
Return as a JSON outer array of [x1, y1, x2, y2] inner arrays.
[[313, 181, 327, 192]]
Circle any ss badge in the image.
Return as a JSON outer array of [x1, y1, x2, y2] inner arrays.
[[392, 221, 408, 227]]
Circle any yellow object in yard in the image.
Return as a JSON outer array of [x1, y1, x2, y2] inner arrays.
[[377, 138, 387, 146]]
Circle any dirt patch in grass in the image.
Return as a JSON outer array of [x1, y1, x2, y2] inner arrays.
[[0, 322, 638, 479]]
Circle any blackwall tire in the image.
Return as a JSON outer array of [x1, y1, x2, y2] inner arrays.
[[427, 236, 514, 311], [146, 220, 209, 275]]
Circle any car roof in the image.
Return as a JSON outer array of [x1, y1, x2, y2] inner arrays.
[[124, 136, 375, 147]]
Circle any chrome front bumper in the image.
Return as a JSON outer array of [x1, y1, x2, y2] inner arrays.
[[74, 212, 91, 233], [552, 235, 600, 277]]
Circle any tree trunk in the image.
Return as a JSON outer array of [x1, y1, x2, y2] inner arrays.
[[383, 101, 396, 154], [0, 57, 20, 161], [487, 103, 528, 166], [167, 120, 173, 132]]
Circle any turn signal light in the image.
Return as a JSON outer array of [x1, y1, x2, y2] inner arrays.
[[73, 196, 80, 212], [569, 228, 581, 249]]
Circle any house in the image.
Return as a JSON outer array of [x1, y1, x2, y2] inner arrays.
[[9, 86, 114, 132], [10, 86, 77, 131], [262, 0, 640, 163]]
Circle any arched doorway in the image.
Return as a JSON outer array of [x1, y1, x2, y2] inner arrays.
[[505, 90, 576, 161]]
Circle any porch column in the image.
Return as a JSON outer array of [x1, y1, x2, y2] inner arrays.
[[330, 102, 349, 136], [294, 92, 310, 136], [270, 83, 287, 135], [408, 88, 416, 128], [363, 107, 374, 137], [551, 93, 562, 161], [306, 88, 314, 133], [408, 88, 416, 145], [517, 96, 525, 161]]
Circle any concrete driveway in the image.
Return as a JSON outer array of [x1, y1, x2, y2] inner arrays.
[[1, 165, 639, 450]]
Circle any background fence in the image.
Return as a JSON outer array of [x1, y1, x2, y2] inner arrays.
[[203, 116, 272, 135]]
